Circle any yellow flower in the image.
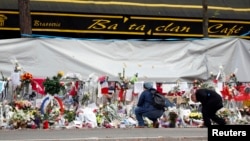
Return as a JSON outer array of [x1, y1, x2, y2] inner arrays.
[[189, 112, 202, 119], [57, 71, 64, 78]]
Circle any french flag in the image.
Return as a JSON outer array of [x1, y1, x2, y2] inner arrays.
[[101, 81, 109, 94]]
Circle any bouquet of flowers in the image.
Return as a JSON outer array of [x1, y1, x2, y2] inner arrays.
[[81, 93, 90, 105], [43, 71, 65, 95], [64, 110, 76, 122], [9, 108, 35, 129], [41, 100, 61, 121], [13, 100, 32, 110], [189, 111, 202, 119], [217, 108, 231, 118], [21, 72, 33, 84]]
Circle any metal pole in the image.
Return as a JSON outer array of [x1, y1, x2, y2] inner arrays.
[[202, 0, 208, 38], [18, 0, 32, 37]]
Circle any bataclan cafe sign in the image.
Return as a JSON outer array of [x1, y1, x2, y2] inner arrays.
[[0, 11, 249, 39]]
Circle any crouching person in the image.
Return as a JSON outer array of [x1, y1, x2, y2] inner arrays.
[[134, 82, 164, 128]]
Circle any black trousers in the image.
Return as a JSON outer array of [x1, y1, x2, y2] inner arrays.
[[201, 100, 226, 127]]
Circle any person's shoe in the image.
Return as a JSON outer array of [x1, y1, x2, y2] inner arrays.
[[153, 121, 159, 128], [135, 126, 145, 128]]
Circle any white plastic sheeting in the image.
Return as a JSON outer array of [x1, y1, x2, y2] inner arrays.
[[0, 38, 249, 82]]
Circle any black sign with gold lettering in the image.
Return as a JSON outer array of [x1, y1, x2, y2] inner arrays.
[[0, 11, 249, 39]]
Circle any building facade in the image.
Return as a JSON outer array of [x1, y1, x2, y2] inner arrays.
[[0, 0, 249, 40]]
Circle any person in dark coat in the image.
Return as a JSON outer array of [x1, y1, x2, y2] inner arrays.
[[134, 82, 164, 128], [191, 88, 226, 127]]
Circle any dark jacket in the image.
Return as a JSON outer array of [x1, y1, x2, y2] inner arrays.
[[137, 88, 159, 111], [195, 88, 223, 108]]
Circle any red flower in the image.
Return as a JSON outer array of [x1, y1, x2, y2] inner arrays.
[[21, 72, 33, 83]]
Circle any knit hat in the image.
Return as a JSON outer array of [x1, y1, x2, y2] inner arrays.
[[143, 82, 153, 89]]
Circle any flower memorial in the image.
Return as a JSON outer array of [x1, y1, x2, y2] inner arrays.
[[0, 66, 250, 130]]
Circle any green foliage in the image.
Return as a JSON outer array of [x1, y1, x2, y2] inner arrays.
[[81, 94, 90, 105], [43, 74, 65, 95], [64, 110, 76, 122], [41, 113, 50, 121]]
